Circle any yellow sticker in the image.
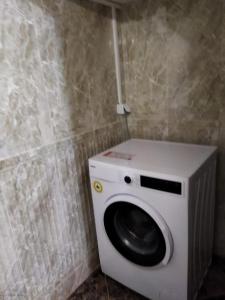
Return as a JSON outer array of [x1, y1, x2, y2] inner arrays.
[[93, 181, 103, 193]]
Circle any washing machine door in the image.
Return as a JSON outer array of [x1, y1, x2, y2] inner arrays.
[[104, 196, 173, 267]]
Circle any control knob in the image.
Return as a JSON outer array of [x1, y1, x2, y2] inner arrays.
[[124, 176, 132, 184]]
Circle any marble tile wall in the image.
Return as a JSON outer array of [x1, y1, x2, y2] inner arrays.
[[120, 0, 225, 256], [0, 123, 127, 300], [0, 0, 128, 299]]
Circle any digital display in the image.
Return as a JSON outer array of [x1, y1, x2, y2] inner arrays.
[[140, 176, 182, 195]]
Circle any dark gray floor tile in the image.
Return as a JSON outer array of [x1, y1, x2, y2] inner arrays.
[[106, 275, 147, 300], [69, 256, 225, 300], [69, 271, 108, 300], [198, 257, 225, 300]]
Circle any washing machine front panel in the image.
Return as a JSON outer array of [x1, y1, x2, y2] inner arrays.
[[89, 161, 189, 300]]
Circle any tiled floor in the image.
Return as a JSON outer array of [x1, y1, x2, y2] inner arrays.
[[68, 257, 225, 300]]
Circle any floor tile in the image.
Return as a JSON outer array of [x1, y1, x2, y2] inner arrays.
[[106, 276, 147, 300], [198, 257, 225, 300], [69, 271, 109, 300], [69, 256, 225, 300]]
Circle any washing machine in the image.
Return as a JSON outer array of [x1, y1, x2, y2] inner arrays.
[[89, 139, 217, 300]]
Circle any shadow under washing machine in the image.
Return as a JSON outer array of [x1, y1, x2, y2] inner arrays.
[[89, 139, 217, 300]]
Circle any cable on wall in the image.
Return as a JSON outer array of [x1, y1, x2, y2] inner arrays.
[[88, 0, 131, 115], [111, 7, 130, 115]]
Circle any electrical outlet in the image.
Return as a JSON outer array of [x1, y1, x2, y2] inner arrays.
[[117, 104, 131, 115]]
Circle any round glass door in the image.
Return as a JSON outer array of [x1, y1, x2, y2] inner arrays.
[[104, 202, 167, 267]]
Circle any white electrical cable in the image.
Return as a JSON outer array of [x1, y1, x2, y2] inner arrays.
[[89, 1, 130, 114], [112, 6, 123, 105]]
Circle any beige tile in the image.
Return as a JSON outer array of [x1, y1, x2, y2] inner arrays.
[[168, 119, 220, 145], [0, 2, 53, 158], [94, 121, 128, 152], [88, 10, 118, 129], [121, 0, 224, 123], [0, 137, 102, 299], [128, 117, 169, 141]]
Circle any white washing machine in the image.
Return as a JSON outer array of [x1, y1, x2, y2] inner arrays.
[[89, 139, 217, 300]]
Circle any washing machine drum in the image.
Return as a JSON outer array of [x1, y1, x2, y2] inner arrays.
[[104, 202, 167, 267]]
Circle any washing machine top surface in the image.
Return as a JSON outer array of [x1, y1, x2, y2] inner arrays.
[[90, 139, 217, 178]]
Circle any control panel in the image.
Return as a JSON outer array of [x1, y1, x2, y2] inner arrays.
[[89, 162, 182, 195], [122, 173, 182, 195], [140, 175, 182, 195]]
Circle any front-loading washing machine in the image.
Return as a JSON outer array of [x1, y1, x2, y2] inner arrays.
[[89, 139, 217, 300]]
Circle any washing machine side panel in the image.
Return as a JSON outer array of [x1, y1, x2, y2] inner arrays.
[[90, 175, 189, 300], [188, 153, 217, 300]]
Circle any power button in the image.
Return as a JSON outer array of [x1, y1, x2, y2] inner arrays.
[[124, 176, 132, 184]]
